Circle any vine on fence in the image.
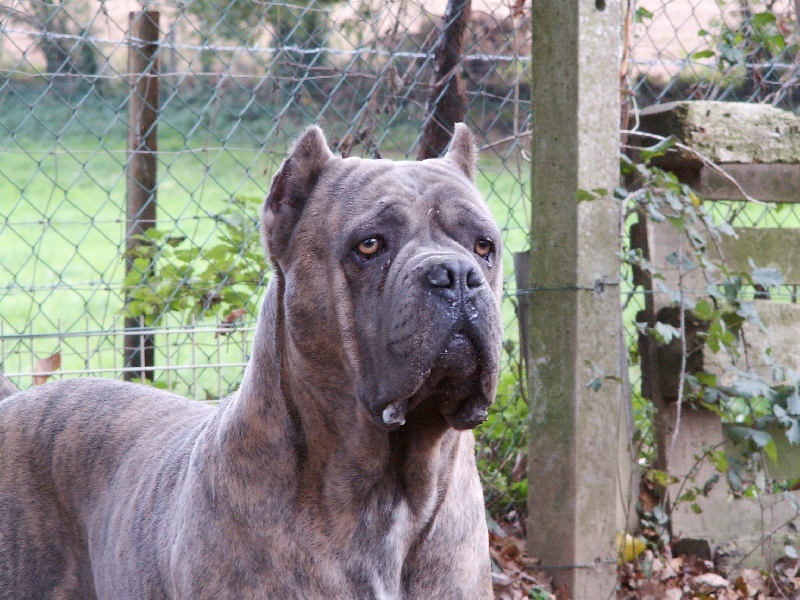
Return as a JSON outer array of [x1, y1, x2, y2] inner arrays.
[[124, 195, 268, 325], [598, 134, 800, 568]]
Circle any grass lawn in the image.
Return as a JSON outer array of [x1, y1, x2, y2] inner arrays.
[[0, 88, 532, 397]]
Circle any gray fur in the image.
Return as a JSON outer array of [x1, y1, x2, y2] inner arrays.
[[0, 373, 18, 400], [0, 125, 502, 599]]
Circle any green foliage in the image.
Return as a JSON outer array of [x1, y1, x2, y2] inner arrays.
[[477, 358, 529, 515], [691, 7, 796, 100], [631, 388, 655, 465], [611, 132, 800, 543], [634, 7, 654, 24], [124, 196, 268, 325], [706, 11, 788, 69]]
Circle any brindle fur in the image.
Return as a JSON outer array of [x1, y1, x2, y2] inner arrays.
[[0, 124, 502, 599]]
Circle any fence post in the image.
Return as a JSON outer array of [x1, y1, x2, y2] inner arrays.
[[124, 11, 160, 381], [526, 0, 623, 597]]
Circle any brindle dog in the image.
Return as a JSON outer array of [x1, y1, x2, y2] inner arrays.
[[0, 124, 503, 599]]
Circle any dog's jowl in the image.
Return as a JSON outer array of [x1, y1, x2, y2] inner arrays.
[[0, 124, 503, 599]]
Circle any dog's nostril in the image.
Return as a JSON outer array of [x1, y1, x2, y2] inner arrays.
[[466, 269, 483, 289], [427, 261, 483, 291], [427, 264, 453, 288]]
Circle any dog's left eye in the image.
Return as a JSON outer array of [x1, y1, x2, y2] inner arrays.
[[355, 237, 384, 258], [474, 238, 494, 259]]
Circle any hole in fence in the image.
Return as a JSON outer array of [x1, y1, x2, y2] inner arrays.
[[595, 0, 606, 10]]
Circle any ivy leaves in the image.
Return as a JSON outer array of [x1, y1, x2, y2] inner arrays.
[[123, 196, 268, 325], [615, 134, 800, 511]]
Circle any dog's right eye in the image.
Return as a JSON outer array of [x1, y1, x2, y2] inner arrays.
[[355, 237, 384, 258]]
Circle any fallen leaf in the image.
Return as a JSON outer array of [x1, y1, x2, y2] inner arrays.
[[714, 588, 743, 600], [491, 572, 513, 588], [224, 308, 247, 323], [735, 568, 765, 597], [666, 556, 684, 572], [692, 572, 729, 588], [650, 556, 663, 573], [617, 531, 647, 563], [658, 565, 678, 582], [663, 587, 683, 600], [201, 291, 222, 308], [487, 527, 553, 599], [33, 352, 61, 386], [511, 451, 527, 481]]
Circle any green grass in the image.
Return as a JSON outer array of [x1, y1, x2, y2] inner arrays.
[[0, 88, 531, 397]]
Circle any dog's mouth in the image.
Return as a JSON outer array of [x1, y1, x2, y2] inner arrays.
[[373, 331, 493, 432], [434, 333, 479, 377]]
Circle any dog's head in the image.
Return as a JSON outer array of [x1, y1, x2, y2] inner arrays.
[[262, 125, 503, 431]]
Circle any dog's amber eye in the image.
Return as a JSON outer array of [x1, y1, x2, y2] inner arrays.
[[474, 238, 493, 258], [356, 237, 382, 257]]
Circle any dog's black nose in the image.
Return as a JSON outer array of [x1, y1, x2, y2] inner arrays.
[[426, 259, 484, 295]]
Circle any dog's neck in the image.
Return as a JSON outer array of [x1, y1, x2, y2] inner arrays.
[[219, 279, 464, 525]]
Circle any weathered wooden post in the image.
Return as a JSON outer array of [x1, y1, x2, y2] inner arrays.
[[526, 0, 624, 596], [124, 11, 159, 381]]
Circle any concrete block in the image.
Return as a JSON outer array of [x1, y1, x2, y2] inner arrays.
[[637, 101, 800, 165]]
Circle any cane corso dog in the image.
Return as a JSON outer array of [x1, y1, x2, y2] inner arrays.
[[0, 124, 503, 599]]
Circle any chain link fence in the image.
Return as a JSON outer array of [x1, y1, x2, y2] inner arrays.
[[631, 0, 799, 107], [2, 0, 799, 523], [0, 0, 531, 515]]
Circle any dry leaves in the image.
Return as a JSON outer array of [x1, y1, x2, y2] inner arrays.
[[619, 548, 800, 599], [490, 531, 554, 599], [33, 351, 61, 385]]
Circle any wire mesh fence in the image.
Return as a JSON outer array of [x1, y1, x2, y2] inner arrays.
[[631, 0, 800, 107], [2, 0, 800, 524], [0, 0, 532, 515]]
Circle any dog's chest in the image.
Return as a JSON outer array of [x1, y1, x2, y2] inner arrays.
[[310, 498, 418, 599], [370, 500, 412, 597]]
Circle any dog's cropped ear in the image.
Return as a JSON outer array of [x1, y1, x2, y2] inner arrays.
[[443, 123, 478, 181], [262, 126, 334, 260]]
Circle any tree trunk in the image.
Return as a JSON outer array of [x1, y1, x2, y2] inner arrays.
[[416, 0, 471, 160], [40, 36, 74, 75]]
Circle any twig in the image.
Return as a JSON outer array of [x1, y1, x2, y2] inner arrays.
[[622, 130, 771, 207], [729, 501, 800, 573], [668, 230, 689, 462], [479, 130, 532, 152], [669, 441, 727, 513]]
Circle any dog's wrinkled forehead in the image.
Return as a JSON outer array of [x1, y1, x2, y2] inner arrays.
[[262, 124, 494, 264], [304, 160, 500, 268], [329, 159, 489, 219]]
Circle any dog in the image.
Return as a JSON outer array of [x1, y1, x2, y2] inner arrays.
[[0, 124, 503, 599]]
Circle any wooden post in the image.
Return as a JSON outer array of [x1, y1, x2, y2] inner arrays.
[[124, 11, 159, 381], [526, 0, 623, 596]]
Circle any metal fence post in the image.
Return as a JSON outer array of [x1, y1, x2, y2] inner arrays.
[[526, 0, 623, 596], [124, 11, 160, 382]]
